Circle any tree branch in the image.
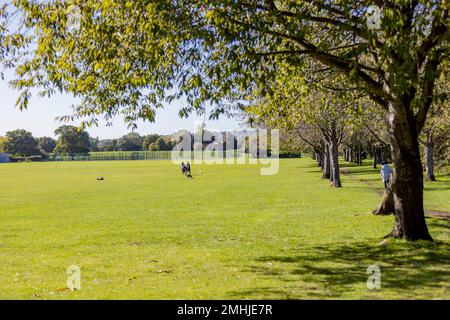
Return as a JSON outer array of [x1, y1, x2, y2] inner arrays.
[[295, 128, 321, 150], [415, 51, 443, 133], [365, 123, 389, 147]]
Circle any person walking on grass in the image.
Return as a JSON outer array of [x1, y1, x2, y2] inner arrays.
[[381, 161, 391, 189], [186, 161, 191, 176], [181, 162, 187, 175], [185, 161, 193, 179]]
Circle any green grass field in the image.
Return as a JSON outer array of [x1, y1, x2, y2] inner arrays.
[[0, 158, 448, 299]]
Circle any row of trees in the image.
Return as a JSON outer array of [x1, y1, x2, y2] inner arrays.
[[0, 127, 178, 157], [248, 70, 450, 189], [1, 125, 301, 158], [0, 129, 55, 157], [97, 133, 176, 152]]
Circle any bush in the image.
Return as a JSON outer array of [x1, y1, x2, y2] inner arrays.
[[279, 151, 302, 158]]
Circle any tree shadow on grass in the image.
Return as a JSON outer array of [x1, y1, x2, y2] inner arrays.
[[228, 226, 450, 299], [299, 163, 322, 169], [304, 169, 322, 173], [426, 219, 450, 229], [340, 162, 370, 168], [425, 186, 450, 192]]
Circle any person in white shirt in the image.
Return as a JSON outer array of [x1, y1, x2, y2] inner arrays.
[[381, 162, 391, 189]]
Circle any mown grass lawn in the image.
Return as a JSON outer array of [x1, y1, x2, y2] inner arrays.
[[0, 158, 448, 299]]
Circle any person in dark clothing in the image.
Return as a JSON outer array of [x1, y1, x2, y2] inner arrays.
[[181, 162, 187, 175], [186, 162, 191, 175], [186, 161, 193, 179]]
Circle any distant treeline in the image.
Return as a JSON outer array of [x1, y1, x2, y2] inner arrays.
[[1, 126, 302, 161], [0, 126, 180, 159]]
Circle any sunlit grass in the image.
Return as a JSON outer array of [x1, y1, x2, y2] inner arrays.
[[0, 158, 448, 299]]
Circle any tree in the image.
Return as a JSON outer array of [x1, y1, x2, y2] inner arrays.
[[420, 68, 450, 181], [224, 132, 239, 152], [4, 129, 39, 157], [116, 133, 144, 151], [247, 71, 355, 187], [434, 122, 450, 174], [147, 142, 158, 151], [98, 139, 118, 152], [37, 136, 56, 155], [142, 134, 161, 151], [89, 137, 100, 152], [301, 88, 353, 188], [341, 100, 390, 169], [420, 107, 449, 181], [155, 137, 172, 151], [54, 125, 91, 155], [6, 1, 449, 240], [0, 136, 6, 153]]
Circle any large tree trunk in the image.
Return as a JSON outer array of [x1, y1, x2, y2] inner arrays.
[[424, 134, 436, 181], [329, 142, 342, 187], [322, 144, 331, 179], [357, 147, 363, 165], [316, 152, 323, 167], [344, 147, 350, 162], [354, 147, 361, 165], [386, 101, 433, 241], [328, 130, 342, 188]]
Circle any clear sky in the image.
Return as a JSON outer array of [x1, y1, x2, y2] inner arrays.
[[0, 75, 242, 140]]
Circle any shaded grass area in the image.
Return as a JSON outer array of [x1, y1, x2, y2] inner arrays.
[[231, 239, 449, 299], [0, 159, 448, 299]]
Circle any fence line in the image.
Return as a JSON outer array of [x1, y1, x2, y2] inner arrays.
[[47, 150, 245, 162]]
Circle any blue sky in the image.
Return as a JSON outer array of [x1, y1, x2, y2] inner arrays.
[[0, 76, 241, 139]]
